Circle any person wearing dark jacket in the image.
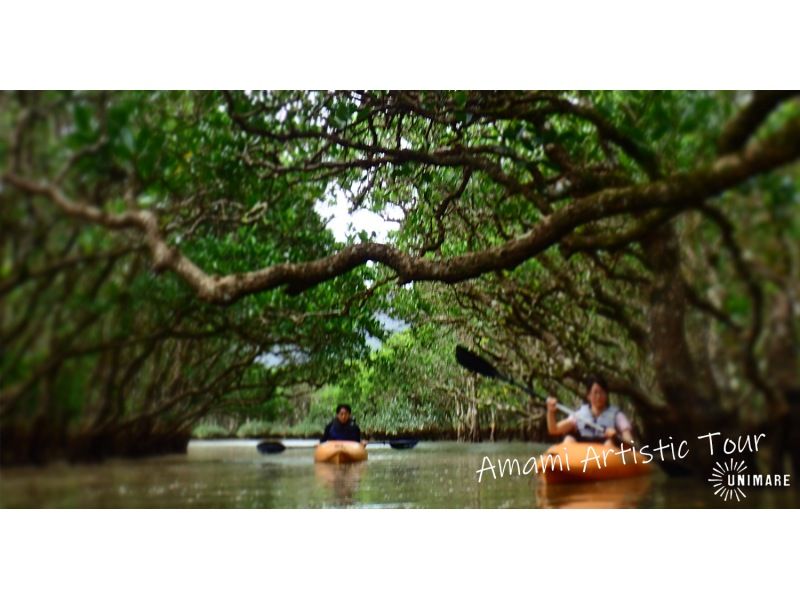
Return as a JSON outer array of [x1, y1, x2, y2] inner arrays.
[[321, 404, 366, 445]]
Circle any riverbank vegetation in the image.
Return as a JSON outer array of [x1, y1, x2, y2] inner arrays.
[[2, 91, 799, 474]]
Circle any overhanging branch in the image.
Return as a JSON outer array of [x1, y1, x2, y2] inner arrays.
[[4, 114, 800, 304]]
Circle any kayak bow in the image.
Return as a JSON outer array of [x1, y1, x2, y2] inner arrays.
[[314, 441, 368, 464]]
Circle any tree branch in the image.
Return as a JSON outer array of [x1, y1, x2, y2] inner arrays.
[[5, 114, 800, 304], [718, 91, 799, 154]]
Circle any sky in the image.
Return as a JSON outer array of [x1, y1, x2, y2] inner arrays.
[[314, 184, 403, 243]]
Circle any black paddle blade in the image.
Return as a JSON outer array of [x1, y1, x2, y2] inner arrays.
[[455, 345, 499, 378], [257, 441, 286, 454], [389, 439, 419, 450]]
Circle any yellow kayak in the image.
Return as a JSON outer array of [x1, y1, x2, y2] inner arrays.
[[314, 441, 368, 464], [540, 441, 652, 484]]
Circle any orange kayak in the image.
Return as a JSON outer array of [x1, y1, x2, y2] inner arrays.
[[314, 441, 368, 464], [540, 441, 652, 484]]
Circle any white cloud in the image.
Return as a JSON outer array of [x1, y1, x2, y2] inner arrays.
[[315, 183, 402, 243]]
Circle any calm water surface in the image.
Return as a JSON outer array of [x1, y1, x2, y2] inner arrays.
[[1, 441, 797, 508]]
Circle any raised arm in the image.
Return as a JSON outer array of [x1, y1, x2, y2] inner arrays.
[[546, 397, 577, 436]]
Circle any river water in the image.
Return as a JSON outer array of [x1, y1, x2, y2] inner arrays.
[[1, 441, 797, 508]]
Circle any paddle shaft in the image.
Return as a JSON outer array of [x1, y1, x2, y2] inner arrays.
[[257, 439, 418, 453], [456, 346, 607, 435], [499, 374, 606, 434]]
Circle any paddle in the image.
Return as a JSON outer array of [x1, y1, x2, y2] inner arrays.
[[454, 345, 605, 434], [377, 439, 419, 449], [257, 438, 420, 454], [455, 345, 544, 399], [257, 441, 286, 454]]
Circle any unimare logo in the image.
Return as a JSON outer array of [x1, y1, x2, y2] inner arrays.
[[707, 459, 793, 502], [708, 459, 748, 502]]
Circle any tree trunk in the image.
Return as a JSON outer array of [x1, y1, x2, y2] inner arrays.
[[641, 224, 736, 474]]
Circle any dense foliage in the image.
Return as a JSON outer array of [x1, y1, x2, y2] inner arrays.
[[0, 92, 383, 461]]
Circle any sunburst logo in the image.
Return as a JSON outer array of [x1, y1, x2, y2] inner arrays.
[[708, 459, 748, 501]]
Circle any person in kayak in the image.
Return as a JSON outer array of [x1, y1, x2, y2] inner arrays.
[[546, 375, 634, 446], [321, 404, 367, 446]]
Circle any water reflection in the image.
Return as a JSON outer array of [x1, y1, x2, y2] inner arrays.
[[536, 476, 652, 508], [314, 463, 366, 506], [0, 441, 797, 508]]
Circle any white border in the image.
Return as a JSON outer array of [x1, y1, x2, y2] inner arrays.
[[2, 510, 798, 597], [2, 1, 799, 88]]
